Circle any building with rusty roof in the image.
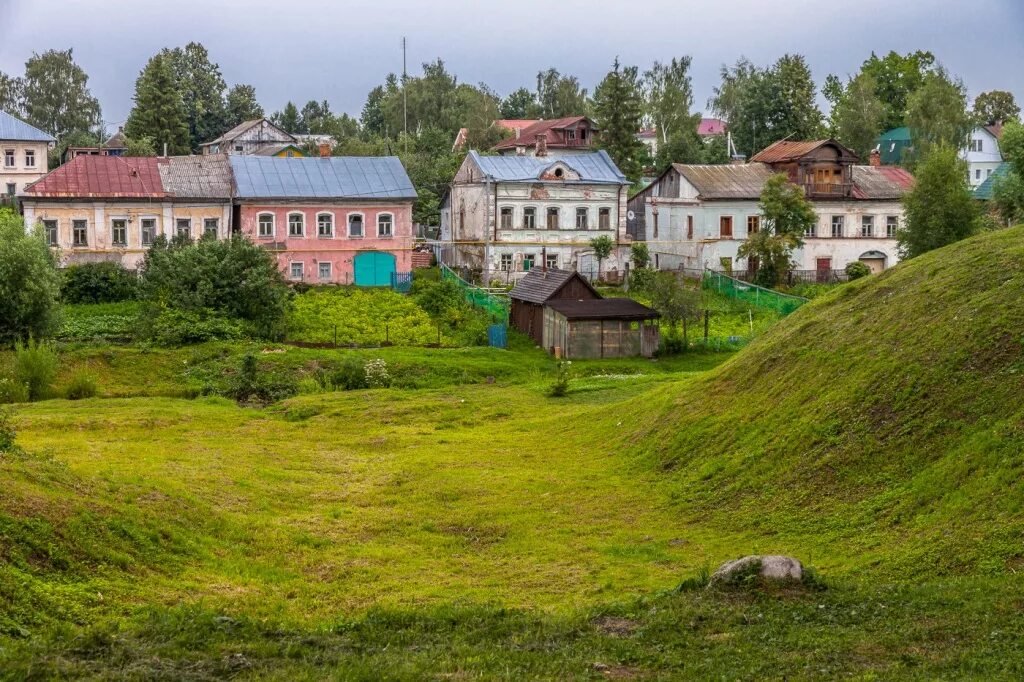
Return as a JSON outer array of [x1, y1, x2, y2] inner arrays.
[[627, 139, 915, 276], [200, 118, 296, 156], [491, 116, 599, 157]]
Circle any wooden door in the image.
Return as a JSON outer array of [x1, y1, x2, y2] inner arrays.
[[815, 257, 831, 283]]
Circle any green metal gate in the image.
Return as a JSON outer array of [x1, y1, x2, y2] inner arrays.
[[354, 252, 397, 287]]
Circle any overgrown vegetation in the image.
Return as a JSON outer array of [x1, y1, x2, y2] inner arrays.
[[0, 209, 61, 346], [60, 262, 138, 304]]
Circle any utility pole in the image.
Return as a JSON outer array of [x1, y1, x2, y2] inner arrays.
[[402, 36, 408, 154]]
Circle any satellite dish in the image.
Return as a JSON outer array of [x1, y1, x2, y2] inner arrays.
[[627, 210, 636, 220]]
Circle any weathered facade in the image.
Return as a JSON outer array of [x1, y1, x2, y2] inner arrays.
[[1, 111, 54, 198], [628, 140, 914, 274], [231, 154, 417, 285], [441, 150, 631, 283], [508, 268, 600, 345], [492, 117, 599, 157], [201, 118, 296, 156]]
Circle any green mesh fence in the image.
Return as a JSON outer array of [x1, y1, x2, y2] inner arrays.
[[701, 270, 807, 314], [441, 265, 509, 322]]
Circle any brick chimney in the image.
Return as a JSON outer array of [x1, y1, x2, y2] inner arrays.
[[318, 142, 331, 158], [869, 149, 881, 167], [516, 145, 526, 157], [536, 133, 548, 157]]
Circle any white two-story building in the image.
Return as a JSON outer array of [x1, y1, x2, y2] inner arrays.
[[1, 110, 54, 199], [440, 149, 631, 283], [627, 140, 915, 276]]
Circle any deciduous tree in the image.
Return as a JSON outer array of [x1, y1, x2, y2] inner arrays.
[[973, 90, 1021, 125], [906, 67, 972, 156], [21, 49, 101, 140], [272, 101, 303, 134], [645, 57, 702, 166], [0, 208, 61, 345], [0, 71, 23, 116], [738, 174, 816, 287], [899, 146, 979, 258], [831, 72, 885, 159], [499, 87, 537, 119], [859, 50, 936, 131], [993, 121, 1024, 224], [535, 69, 589, 119]]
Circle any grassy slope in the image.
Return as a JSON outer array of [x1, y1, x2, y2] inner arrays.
[[2, 228, 1024, 678]]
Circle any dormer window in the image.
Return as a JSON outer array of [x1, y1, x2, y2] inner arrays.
[[554, 168, 564, 178]]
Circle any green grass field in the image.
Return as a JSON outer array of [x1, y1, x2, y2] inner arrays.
[[2, 228, 1024, 679]]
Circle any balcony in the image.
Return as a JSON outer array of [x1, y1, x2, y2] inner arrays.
[[802, 182, 853, 198]]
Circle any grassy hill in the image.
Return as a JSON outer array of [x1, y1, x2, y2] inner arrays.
[[2, 227, 1024, 678]]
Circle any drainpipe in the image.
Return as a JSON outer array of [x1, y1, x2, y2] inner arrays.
[[484, 175, 491, 286]]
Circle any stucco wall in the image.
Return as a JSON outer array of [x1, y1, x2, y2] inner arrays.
[[2, 141, 49, 194], [238, 202, 414, 284]]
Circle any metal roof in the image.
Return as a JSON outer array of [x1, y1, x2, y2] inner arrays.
[[0, 110, 55, 142], [850, 166, 915, 200], [23, 155, 167, 198], [750, 139, 856, 164], [974, 162, 1011, 200], [159, 154, 233, 199], [547, 297, 659, 321], [492, 116, 594, 151], [697, 118, 727, 136], [509, 268, 599, 304], [672, 163, 778, 199], [230, 155, 417, 200], [469, 150, 627, 184]]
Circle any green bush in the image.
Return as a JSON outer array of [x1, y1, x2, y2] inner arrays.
[[317, 357, 368, 391], [56, 302, 141, 341], [147, 309, 244, 347], [845, 261, 872, 280], [64, 372, 98, 400], [0, 208, 61, 345], [548, 361, 571, 397], [228, 353, 298, 404], [14, 338, 58, 401], [288, 287, 439, 346], [0, 407, 17, 453], [628, 267, 657, 292], [61, 262, 138, 304], [0, 377, 29, 404]]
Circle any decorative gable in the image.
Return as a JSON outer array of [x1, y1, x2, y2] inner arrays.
[[538, 161, 580, 181]]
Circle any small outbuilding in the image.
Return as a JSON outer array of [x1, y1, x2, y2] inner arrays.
[[509, 268, 660, 358]]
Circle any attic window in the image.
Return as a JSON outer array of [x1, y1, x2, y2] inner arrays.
[[554, 168, 564, 178]]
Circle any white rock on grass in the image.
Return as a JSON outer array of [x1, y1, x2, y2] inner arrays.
[[710, 555, 803, 586]]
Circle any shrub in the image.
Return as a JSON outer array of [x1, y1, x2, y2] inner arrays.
[[61, 262, 138, 304], [413, 278, 464, 319], [629, 267, 657, 292], [146, 309, 245, 347], [548, 361, 571, 397], [0, 208, 61, 345], [56, 302, 141, 341], [845, 261, 871, 280], [138, 235, 292, 340], [330, 357, 368, 390], [630, 242, 651, 269], [364, 359, 391, 388], [228, 353, 298, 405], [14, 338, 58, 401], [0, 407, 17, 453], [64, 372, 98, 400], [0, 377, 29, 404]]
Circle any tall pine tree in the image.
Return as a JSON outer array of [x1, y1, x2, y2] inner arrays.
[[125, 53, 190, 156], [593, 58, 647, 183]]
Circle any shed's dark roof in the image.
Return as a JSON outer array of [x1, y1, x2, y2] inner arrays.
[[547, 298, 659, 321], [509, 267, 599, 304]]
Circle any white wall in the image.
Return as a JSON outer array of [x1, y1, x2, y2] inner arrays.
[[963, 127, 1003, 188]]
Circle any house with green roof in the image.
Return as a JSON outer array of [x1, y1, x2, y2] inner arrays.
[[973, 162, 1010, 201]]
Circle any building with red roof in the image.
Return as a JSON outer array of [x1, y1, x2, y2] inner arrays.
[[491, 116, 598, 156]]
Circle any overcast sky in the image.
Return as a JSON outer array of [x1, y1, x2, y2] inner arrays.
[[1, 0, 1022, 129]]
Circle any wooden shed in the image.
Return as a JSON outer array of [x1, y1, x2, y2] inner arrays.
[[543, 298, 660, 359], [509, 268, 600, 345]]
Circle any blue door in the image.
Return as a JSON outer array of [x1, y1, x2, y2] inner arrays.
[[354, 252, 397, 287]]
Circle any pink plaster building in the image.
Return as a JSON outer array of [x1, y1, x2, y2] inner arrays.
[[230, 154, 417, 285]]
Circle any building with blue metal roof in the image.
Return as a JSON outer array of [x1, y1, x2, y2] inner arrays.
[[229, 155, 416, 200], [440, 149, 632, 283], [1, 110, 55, 198]]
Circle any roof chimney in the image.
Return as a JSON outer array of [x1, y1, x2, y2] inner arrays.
[[516, 145, 526, 157], [515, 127, 521, 140], [869, 149, 881, 167], [318, 142, 331, 158], [536, 133, 548, 157]]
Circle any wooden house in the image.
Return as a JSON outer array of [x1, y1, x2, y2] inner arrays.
[[201, 118, 296, 156], [509, 268, 600, 345]]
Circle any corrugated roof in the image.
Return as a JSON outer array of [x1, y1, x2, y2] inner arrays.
[[698, 118, 726, 136], [672, 163, 778, 199], [509, 268, 599, 304], [230, 155, 417, 200], [974, 162, 1011, 200], [204, 118, 296, 147], [750, 140, 852, 164], [159, 154, 233, 199], [251, 143, 304, 156], [492, 116, 594, 150], [850, 166, 915, 200], [469, 150, 627, 184], [24, 155, 167, 198], [0, 110, 55, 142], [547, 297, 659, 320]]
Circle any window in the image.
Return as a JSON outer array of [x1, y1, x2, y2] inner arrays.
[[575, 207, 588, 230], [523, 207, 536, 229], [804, 221, 817, 238], [318, 262, 332, 280], [317, 213, 333, 238], [975, 168, 982, 180], [141, 218, 156, 246], [289, 262, 303, 280], [546, 253, 558, 269], [687, 215, 694, 240], [42, 219, 57, 247], [886, 216, 899, 238], [111, 219, 127, 246], [234, 144, 244, 152], [378, 213, 393, 237], [3, 149, 13, 167], [24, 149, 35, 168], [175, 218, 191, 239], [348, 214, 364, 237], [861, 215, 874, 238], [5, 182, 14, 196], [987, 169, 993, 177], [831, 215, 844, 238], [546, 207, 559, 230], [288, 213, 304, 237], [969, 139, 982, 152], [652, 210, 659, 238], [522, 254, 535, 271], [257, 213, 274, 238], [500, 207, 513, 229], [720, 215, 733, 238], [599, 207, 611, 230], [747, 215, 760, 234], [500, 253, 513, 271], [203, 218, 219, 239], [73, 219, 88, 246]]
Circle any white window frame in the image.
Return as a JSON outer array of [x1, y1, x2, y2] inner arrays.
[[288, 212, 305, 238], [377, 212, 393, 237], [522, 253, 535, 271], [545, 252, 558, 269], [861, 215, 874, 238], [42, 219, 58, 247], [257, 212, 275, 238], [72, 219, 88, 247], [347, 212, 365, 238], [831, 215, 844, 238], [575, 207, 588, 230], [598, 207, 611, 230], [24, 149, 36, 168], [140, 217, 158, 247], [289, 261, 304, 281], [523, 206, 536, 230], [3, 149, 14, 168], [203, 217, 219, 239], [317, 212, 334, 238], [110, 217, 128, 247], [499, 253, 513, 271], [499, 206, 513, 230], [175, 217, 191, 239], [318, 261, 332, 280], [886, 216, 899, 239]]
